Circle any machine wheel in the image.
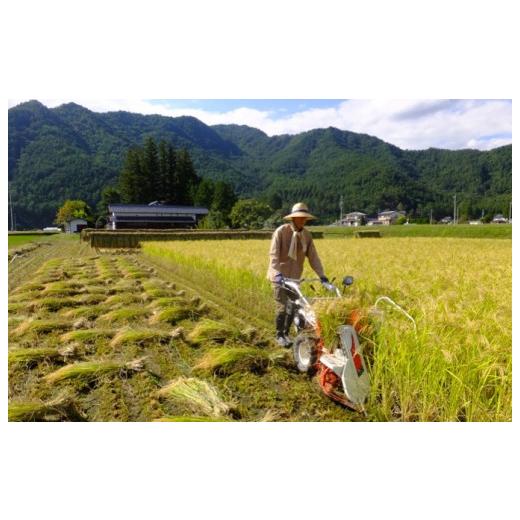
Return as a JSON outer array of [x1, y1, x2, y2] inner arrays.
[[293, 334, 318, 374]]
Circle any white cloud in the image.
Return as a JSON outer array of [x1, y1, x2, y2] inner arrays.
[[8, 98, 511, 151]]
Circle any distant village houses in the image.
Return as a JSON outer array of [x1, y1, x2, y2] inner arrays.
[[338, 209, 405, 226]]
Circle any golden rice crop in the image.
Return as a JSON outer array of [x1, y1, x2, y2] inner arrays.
[[142, 237, 512, 421]]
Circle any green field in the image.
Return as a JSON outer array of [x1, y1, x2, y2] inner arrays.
[[311, 223, 512, 239], [8, 233, 62, 249]]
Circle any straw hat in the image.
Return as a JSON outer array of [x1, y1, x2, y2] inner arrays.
[[283, 202, 316, 220]]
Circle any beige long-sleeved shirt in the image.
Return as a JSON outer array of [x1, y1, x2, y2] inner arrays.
[[266, 223, 325, 282]]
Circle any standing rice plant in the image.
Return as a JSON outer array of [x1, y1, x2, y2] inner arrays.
[[156, 377, 230, 417]]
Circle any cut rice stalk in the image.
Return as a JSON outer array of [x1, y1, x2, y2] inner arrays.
[[12, 282, 44, 293], [8, 302, 26, 313], [153, 415, 231, 422], [104, 293, 143, 306], [193, 346, 281, 376], [43, 357, 147, 384], [110, 327, 175, 347], [148, 297, 188, 308], [78, 293, 107, 305], [97, 307, 150, 324], [60, 328, 116, 343], [187, 319, 240, 345], [156, 377, 230, 417], [149, 306, 192, 325], [28, 297, 81, 312], [12, 319, 71, 337], [8, 393, 85, 422], [60, 305, 109, 319], [8, 347, 62, 364]]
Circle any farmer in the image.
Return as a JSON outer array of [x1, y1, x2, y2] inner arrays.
[[267, 202, 329, 348]]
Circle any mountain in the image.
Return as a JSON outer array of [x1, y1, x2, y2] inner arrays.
[[8, 100, 512, 228]]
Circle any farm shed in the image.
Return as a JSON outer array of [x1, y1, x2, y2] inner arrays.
[[107, 204, 209, 230], [341, 212, 367, 226], [64, 218, 88, 233]]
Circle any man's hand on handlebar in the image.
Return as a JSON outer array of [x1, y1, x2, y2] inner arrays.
[[274, 273, 284, 285]]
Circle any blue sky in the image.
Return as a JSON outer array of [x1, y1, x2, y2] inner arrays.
[[148, 99, 345, 113], [9, 99, 512, 151]]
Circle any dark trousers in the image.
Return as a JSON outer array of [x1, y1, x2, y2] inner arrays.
[[272, 284, 297, 337]]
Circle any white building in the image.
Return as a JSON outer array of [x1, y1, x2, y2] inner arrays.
[[64, 218, 88, 233], [340, 212, 367, 226]]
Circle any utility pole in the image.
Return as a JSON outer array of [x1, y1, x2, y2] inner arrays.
[[430, 208, 433, 225], [509, 200, 512, 222], [339, 195, 344, 223], [453, 194, 457, 225]]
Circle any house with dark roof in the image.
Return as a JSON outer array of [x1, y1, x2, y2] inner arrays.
[[107, 204, 209, 230]]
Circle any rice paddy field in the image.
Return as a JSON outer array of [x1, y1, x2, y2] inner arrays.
[[7, 232, 511, 421], [142, 236, 512, 422]]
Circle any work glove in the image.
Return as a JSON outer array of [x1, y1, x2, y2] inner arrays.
[[274, 273, 284, 285]]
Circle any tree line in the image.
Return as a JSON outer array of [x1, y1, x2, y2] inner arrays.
[[56, 137, 275, 229]]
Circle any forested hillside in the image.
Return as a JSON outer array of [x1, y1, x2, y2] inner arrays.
[[8, 100, 511, 228]]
